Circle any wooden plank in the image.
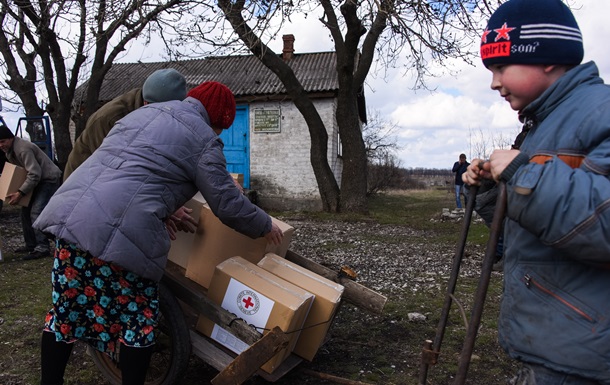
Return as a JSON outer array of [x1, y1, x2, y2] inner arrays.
[[285, 250, 387, 314], [257, 353, 303, 382], [211, 326, 290, 385], [163, 261, 261, 345], [190, 330, 234, 371], [190, 325, 304, 383]]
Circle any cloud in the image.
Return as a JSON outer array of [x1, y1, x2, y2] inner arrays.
[[368, 0, 610, 169]]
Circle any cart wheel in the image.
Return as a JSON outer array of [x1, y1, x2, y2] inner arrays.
[[89, 282, 192, 385]]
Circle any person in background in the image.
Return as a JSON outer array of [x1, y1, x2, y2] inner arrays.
[[464, 0, 610, 384], [451, 153, 469, 209], [63, 68, 188, 180], [33, 81, 284, 385], [0, 124, 62, 260]]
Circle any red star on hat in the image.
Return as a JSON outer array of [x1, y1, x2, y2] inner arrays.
[[494, 23, 515, 41], [481, 28, 491, 44]]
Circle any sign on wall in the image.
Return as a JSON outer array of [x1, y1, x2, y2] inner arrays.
[[253, 109, 281, 133]]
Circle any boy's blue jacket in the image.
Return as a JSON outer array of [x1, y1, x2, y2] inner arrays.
[[499, 61, 610, 383]]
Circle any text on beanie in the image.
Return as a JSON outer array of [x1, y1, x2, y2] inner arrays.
[[480, 0, 583, 68]]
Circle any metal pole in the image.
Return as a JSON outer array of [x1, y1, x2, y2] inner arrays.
[[418, 185, 479, 385], [453, 182, 507, 385]]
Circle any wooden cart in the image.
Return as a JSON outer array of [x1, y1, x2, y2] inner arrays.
[[89, 250, 387, 385]]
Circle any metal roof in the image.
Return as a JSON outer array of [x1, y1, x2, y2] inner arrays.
[[75, 52, 339, 104]]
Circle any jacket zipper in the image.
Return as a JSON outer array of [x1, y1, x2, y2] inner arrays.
[[524, 274, 594, 322]]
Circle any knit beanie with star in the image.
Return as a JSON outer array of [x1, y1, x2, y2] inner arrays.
[[0, 124, 14, 139], [187, 81, 236, 129], [142, 68, 187, 103], [480, 0, 583, 68]]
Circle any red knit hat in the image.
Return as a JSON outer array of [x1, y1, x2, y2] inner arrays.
[[187, 81, 236, 129]]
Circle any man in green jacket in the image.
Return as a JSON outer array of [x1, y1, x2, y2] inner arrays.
[[63, 68, 188, 180]]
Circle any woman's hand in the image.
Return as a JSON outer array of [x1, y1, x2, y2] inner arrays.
[[165, 206, 197, 240], [264, 222, 283, 245]]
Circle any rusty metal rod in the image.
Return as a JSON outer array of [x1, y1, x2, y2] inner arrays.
[[418, 185, 479, 385], [453, 181, 507, 385]]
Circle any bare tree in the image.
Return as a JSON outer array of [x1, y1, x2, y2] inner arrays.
[[468, 126, 518, 160], [170, 0, 494, 213], [364, 109, 401, 165], [363, 109, 404, 194], [0, 0, 496, 212], [0, 0, 198, 169]]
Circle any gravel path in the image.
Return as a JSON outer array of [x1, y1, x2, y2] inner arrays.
[[284, 216, 490, 296]]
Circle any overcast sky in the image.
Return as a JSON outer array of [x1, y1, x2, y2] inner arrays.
[[2, 1, 607, 170]]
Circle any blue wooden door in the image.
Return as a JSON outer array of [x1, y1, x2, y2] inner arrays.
[[220, 105, 250, 188]]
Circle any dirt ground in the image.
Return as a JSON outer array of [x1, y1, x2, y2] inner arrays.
[[0, 191, 516, 385]]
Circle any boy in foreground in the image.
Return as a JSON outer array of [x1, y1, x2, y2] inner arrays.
[[464, 0, 610, 384]]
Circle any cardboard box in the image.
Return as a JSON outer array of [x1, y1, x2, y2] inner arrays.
[[257, 253, 344, 361], [167, 192, 206, 269], [0, 163, 32, 207], [196, 256, 314, 373], [185, 205, 294, 289]]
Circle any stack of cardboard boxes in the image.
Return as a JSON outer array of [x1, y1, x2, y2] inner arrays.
[[196, 256, 315, 373], [168, 190, 345, 373]]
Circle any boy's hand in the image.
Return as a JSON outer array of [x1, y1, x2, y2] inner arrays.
[[463, 149, 521, 184], [489, 150, 521, 181], [462, 158, 491, 185]]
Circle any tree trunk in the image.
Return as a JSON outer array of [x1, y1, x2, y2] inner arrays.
[[336, 87, 368, 213], [217, 0, 342, 212], [48, 106, 74, 172]]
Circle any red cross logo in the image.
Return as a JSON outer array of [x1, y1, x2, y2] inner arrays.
[[494, 23, 515, 41], [242, 296, 254, 309], [237, 289, 260, 315]]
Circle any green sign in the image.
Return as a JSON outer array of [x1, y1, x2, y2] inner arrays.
[[254, 109, 281, 133]]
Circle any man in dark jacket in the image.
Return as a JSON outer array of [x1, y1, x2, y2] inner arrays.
[[451, 153, 469, 209]]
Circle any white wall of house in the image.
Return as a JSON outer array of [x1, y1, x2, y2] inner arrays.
[[249, 98, 341, 210]]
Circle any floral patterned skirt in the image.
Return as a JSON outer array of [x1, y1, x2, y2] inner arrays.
[[44, 239, 160, 354]]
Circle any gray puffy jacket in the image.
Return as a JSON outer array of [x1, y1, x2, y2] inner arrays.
[[34, 97, 271, 281]]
